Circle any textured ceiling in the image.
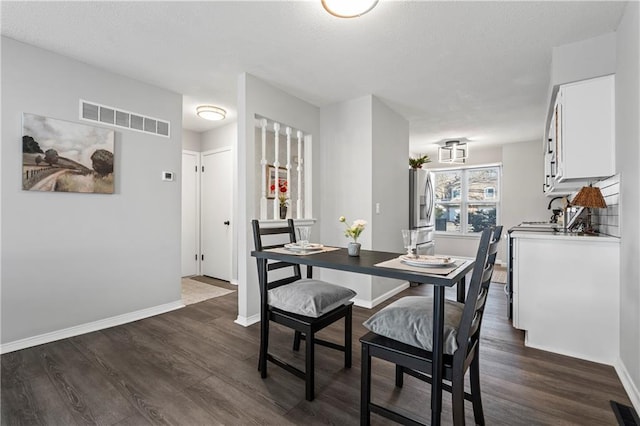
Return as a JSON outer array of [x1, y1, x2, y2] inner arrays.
[[0, 1, 627, 150]]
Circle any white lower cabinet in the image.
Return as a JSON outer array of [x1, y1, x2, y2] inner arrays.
[[511, 232, 619, 364]]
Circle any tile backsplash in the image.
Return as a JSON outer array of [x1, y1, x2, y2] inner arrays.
[[593, 174, 620, 237]]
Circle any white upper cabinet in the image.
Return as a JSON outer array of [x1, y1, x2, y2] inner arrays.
[[558, 74, 615, 181], [543, 75, 615, 195]]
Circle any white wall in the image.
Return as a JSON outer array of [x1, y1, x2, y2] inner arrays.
[[236, 73, 320, 325], [202, 121, 237, 152], [551, 32, 617, 87], [319, 95, 409, 307], [182, 128, 201, 152], [1, 38, 183, 350], [546, 32, 617, 135], [319, 96, 374, 301], [371, 96, 409, 300], [502, 140, 550, 226], [615, 1, 640, 411], [371, 97, 409, 253]]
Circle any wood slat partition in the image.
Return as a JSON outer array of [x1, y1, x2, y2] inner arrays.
[[256, 115, 308, 221]]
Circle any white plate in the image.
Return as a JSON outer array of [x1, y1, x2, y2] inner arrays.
[[284, 243, 324, 252], [400, 255, 454, 267]]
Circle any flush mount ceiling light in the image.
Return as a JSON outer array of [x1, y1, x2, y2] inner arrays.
[[196, 105, 226, 121], [321, 0, 378, 18], [438, 140, 469, 164]]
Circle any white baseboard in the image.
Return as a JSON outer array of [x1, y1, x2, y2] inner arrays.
[[353, 282, 410, 309], [229, 279, 239, 286], [235, 313, 260, 327], [0, 300, 184, 354], [614, 358, 640, 413], [523, 332, 616, 366]]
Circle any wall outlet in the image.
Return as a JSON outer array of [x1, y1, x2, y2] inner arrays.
[[162, 171, 174, 181]]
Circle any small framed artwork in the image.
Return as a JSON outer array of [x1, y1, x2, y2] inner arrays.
[[267, 165, 287, 199]]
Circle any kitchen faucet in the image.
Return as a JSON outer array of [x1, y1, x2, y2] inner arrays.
[[547, 196, 564, 210], [547, 196, 571, 232]]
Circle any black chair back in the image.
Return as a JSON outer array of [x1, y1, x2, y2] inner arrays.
[[454, 226, 503, 366], [251, 219, 305, 292]]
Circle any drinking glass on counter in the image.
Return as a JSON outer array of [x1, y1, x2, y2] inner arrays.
[[296, 226, 311, 249], [401, 229, 417, 258]]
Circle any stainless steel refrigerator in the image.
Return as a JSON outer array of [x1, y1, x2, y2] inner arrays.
[[409, 168, 436, 255]]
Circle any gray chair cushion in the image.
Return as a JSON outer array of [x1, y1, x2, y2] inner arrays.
[[268, 279, 356, 318], [363, 296, 464, 355]]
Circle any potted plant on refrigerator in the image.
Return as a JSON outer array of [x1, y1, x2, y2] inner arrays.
[[409, 154, 431, 169]]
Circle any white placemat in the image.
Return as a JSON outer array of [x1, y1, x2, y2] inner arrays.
[[374, 256, 462, 275], [265, 246, 341, 256]]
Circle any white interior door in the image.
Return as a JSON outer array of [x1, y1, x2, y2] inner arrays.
[[201, 148, 232, 281], [181, 151, 199, 277]]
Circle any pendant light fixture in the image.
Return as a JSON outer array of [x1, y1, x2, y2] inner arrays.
[[196, 105, 226, 121], [438, 140, 469, 163], [321, 0, 378, 18]]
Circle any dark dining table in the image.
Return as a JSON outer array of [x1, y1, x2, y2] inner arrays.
[[251, 247, 475, 426]]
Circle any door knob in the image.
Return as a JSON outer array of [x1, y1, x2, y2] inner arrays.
[[223, 221, 230, 225]]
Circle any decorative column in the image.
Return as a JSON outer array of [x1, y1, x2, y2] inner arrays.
[[296, 130, 303, 218], [272, 122, 280, 220], [285, 127, 292, 219], [259, 119, 268, 220]]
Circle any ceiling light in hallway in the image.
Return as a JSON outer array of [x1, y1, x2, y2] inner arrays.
[[321, 0, 378, 18], [196, 105, 226, 121]]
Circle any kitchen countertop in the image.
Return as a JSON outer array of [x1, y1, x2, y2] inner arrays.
[[509, 229, 620, 242]]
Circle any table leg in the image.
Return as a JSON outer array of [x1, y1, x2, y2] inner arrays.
[[258, 259, 269, 377], [456, 275, 466, 303], [431, 286, 445, 425]]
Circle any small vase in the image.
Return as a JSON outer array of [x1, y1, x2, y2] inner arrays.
[[347, 242, 361, 257], [279, 205, 287, 219]]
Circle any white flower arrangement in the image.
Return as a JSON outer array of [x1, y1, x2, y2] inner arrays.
[[339, 216, 367, 242]]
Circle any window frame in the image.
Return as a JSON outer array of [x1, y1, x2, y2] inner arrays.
[[432, 163, 502, 235]]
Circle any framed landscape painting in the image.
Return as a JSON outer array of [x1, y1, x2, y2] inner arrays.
[[22, 113, 115, 193]]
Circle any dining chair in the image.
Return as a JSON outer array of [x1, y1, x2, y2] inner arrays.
[[251, 219, 356, 401], [360, 225, 503, 425]]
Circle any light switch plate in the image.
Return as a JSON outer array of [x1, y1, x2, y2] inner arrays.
[[162, 171, 174, 181]]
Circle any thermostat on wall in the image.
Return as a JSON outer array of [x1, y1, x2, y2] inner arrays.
[[162, 171, 174, 181]]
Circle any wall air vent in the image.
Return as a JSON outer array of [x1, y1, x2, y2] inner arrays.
[[80, 99, 170, 138]]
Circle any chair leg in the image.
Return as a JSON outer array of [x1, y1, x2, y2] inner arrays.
[[305, 331, 315, 401], [470, 354, 485, 426], [360, 343, 371, 426], [451, 373, 466, 426], [395, 365, 404, 388], [293, 331, 302, 351], [259, 319, 269, 377], [345, 306, 352, 368]]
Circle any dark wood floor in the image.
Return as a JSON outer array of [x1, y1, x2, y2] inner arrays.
[[2, 278, 631, 425]]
